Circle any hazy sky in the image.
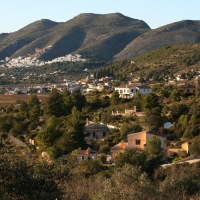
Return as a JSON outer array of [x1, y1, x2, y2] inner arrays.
[[1, 0, 200, 33]]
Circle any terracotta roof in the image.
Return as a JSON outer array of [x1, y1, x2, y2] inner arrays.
[[111, 141, 128, 150], [127, 131, 146, 137], [77, 149, 89, 155]]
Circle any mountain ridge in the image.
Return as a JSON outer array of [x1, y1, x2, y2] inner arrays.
[[0, 13, 200, 62], [115, 19, 200, 60], [0, 13, 150, 61]]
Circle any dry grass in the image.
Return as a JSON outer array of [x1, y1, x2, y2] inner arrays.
[[0, 94, 48, 106]]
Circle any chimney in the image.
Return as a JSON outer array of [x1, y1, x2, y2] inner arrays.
[[86, 118, 89, 125]]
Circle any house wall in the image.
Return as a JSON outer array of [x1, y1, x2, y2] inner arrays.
[[127, 131, 167, 158], [111, 142, 128, 159], [137, 88, 152, 95], [127, 131, 146, 150], [77, 155, 88, 161], [181, 142, 189, 153], [86, 131, 110, 141], [115, 85, 152, 99]]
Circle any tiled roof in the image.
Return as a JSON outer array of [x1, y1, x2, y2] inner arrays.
[[136, 85, 151, 89], [85, 123, 110, 132], [77, 149, 89, 155], [115, 84, 138, 89], [111, 141, 128, 150], [115, 84, 151, 89]]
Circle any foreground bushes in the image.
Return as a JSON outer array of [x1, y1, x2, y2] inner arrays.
[[0, 145, 200, 200]]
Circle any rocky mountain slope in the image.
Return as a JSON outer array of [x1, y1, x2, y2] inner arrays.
[[1, 14, 200, 62], [0, 13, 150, 61], [115, 20, 200, 60]]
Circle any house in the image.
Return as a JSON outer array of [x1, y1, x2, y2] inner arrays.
[[111, 106, 145, 117], [110, 141, 128, 158], [85, 121, 111, 141], [115, 84, 152, 99], [178, 84, 196, 97], [77, 148, 97, 161], [111, 130, 167, 159], [162, 154, 200, 169]]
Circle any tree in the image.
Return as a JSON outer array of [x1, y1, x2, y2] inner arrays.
[[71, 89, 86, 111], [189, 136, 200, 155], [93, 164, 158, 200], [0, 116, 14, 133], [0, 146, 60, 199], [115, 150, 146, 170], [169, 104, 189, 123], [145, 107, 164, 131], [110, 91, 120, 107], [37, 116, 63, 147], [145, 136, 163, 173], [170, 89, 181, 102], [142, 93, 160, 111], [27, 94, 41, 122], [15, 100, 29, 118], [62, 88, 73, 115], [10, 120, 28, 136], [132, 91, 142, 110], [120, 122, 142, 140], [56, 107, 86, 152], [44, 89, 64, 117], [145, 136, 163, 159]]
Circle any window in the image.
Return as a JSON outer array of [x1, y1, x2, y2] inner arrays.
[[103, 132, 106, 137], [135, 139, 141, 145], [93, 132, 96, 137]]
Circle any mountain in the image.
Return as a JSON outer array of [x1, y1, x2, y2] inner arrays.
[[0, 13, 150, 61], [115, 20, 200, 60]]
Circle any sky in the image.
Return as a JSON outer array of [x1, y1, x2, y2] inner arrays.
[[1, 0, 200, 33]]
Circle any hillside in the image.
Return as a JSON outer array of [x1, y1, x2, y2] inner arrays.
[[107, 44, 200, 81], [0, 13, 150, 61], [115, 20, 200, 60]]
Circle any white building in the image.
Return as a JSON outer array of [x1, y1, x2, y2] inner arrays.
[[115, 84, 152, 99]]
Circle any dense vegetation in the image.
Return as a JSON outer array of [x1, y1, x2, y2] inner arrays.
[[0, 144, 199, 199], [0, 82, 200, 198], [0, 46, 200, 200], [0, 60, 108, 84], [98, 44, 200, 83], [1, 43, 200, 86]]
